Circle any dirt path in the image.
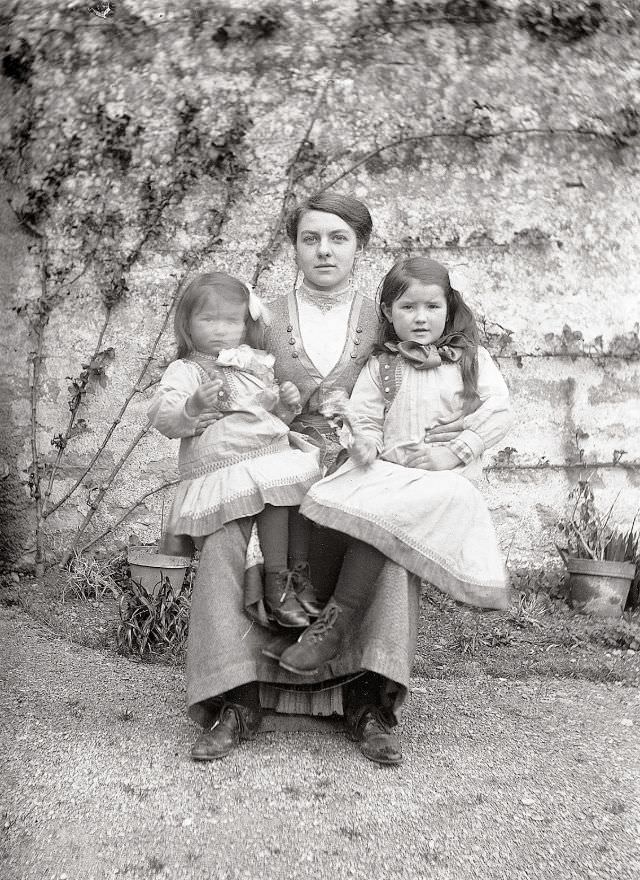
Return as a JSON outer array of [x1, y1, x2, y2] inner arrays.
[[1, 605, 639, 880]]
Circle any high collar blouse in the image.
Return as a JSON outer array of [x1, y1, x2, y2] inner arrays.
[[295, 292, 354, 377]]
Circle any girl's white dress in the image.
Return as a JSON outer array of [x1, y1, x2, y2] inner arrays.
[[149, 345, 321, 539], [300, 346, 513, 610]]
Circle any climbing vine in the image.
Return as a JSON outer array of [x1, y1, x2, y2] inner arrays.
[[1, 15, 252, 572]]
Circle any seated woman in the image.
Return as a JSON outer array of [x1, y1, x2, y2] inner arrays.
[[186, 193, 446, 766]]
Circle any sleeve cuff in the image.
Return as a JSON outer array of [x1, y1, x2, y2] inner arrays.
[[449, 432, 482, 463], [181, 400, 201, 430]]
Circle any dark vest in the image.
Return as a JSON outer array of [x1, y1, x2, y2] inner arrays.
[[264, 289, 380, 416]]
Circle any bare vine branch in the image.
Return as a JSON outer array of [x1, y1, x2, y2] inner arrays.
[[60, 423, 152, 567], [42, 307, 112, 513], [45, 274, 185, 518], [79, 478, 181, 555], [28, 238, 49, 576], [492, 351, 640, 362], [55, 176, 238, 558], [486, 460, 640, 472], [319, 126, 613, 193], [42, 209, 169, 516]]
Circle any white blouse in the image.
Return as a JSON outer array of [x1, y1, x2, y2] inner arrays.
[[296, 295, 353, 377], [349, 347, 513, 476]]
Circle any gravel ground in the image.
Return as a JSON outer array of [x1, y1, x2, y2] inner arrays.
[[1, 605, 639, 880]]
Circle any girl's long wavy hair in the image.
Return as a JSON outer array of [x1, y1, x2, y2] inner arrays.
[[173, 272, 265, 360], [376, 257, 480, 402]]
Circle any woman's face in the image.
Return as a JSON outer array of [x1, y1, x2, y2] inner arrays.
[[295, 210, 359, 292]]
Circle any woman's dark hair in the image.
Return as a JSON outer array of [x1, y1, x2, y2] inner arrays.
[[173, 271, 264, 359], [377, 257, 479, 402], [285, 193, 373, 249]]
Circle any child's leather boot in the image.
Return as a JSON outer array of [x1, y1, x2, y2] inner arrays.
[[264, 570, 310, 628], [291, 562, 323, 617], [278, 599, 347, 674]]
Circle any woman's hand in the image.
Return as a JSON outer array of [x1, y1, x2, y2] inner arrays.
[[423, 416, 465, 444], [279, 381, 301, 410], [349, 435, 378, 467], [403, 445, 461, 471], [194, 410, 224, 435], [185, 379, 224, 416]]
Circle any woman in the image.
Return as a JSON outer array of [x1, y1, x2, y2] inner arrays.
[[187, 193, 430, 766]]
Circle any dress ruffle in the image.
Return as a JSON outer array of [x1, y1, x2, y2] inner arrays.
[[170, 448, 321, 537]]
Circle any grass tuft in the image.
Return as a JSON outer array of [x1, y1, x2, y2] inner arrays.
[[63, 552, 124, 602]]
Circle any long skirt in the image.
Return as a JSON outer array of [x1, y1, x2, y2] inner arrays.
[[301, 459, 510, 611], [186, 517, 420, 727]]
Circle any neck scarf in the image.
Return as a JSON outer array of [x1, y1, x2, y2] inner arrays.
[[384, 332, 470, 369]]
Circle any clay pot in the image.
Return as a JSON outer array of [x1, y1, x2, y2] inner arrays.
[[564, 557, 636, 618]]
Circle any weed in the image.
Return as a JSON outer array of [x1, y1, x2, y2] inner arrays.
[[486, 624, 517, 648], [459, 621, 482, 655], [508, 592, 550, 629], [116, 707, 135, 722], [63, 552, 123, 602]]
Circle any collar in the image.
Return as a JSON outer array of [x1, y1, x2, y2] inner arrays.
[[296, 281, 354, 314], [383, 333, 468, 369]]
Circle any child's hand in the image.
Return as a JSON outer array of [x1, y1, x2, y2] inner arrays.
[[349, 435, 378, 467], [423, 416, 465, 444], [279, 381, 301, 410], [404, 445, 461, 471], [185, 379, 224, 416]]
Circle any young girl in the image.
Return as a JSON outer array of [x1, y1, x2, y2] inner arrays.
[[148, 271, 323, 629], [276, 257, 513, 674]]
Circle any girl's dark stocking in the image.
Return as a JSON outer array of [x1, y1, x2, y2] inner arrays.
[[332, 538, 386, 612], [256, 504, 288, 574], [308, 525, 350, 604], [288, 507, 311, 568]]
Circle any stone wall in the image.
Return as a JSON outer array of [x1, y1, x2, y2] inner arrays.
[[1, 0, 639, 570]]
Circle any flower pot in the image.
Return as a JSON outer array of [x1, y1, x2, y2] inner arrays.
[[126, 546, 191, 596], [565, 557, 636, 618]]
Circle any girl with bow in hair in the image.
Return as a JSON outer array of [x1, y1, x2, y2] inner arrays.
[[148, 271, 323, 629], [278, 257, 513, 676]]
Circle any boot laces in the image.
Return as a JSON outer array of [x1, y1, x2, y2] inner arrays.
[[290, 562, 314, 597], [359, 706, 393, 736], [303, 602, 341, 642], [276, 570, 298, 605], [212, 701, 253, 736]]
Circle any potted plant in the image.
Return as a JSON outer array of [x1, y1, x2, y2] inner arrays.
[[557, 480, 638, 618]]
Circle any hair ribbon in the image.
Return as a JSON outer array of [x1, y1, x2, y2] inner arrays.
[[246, 286, 271, 326]]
